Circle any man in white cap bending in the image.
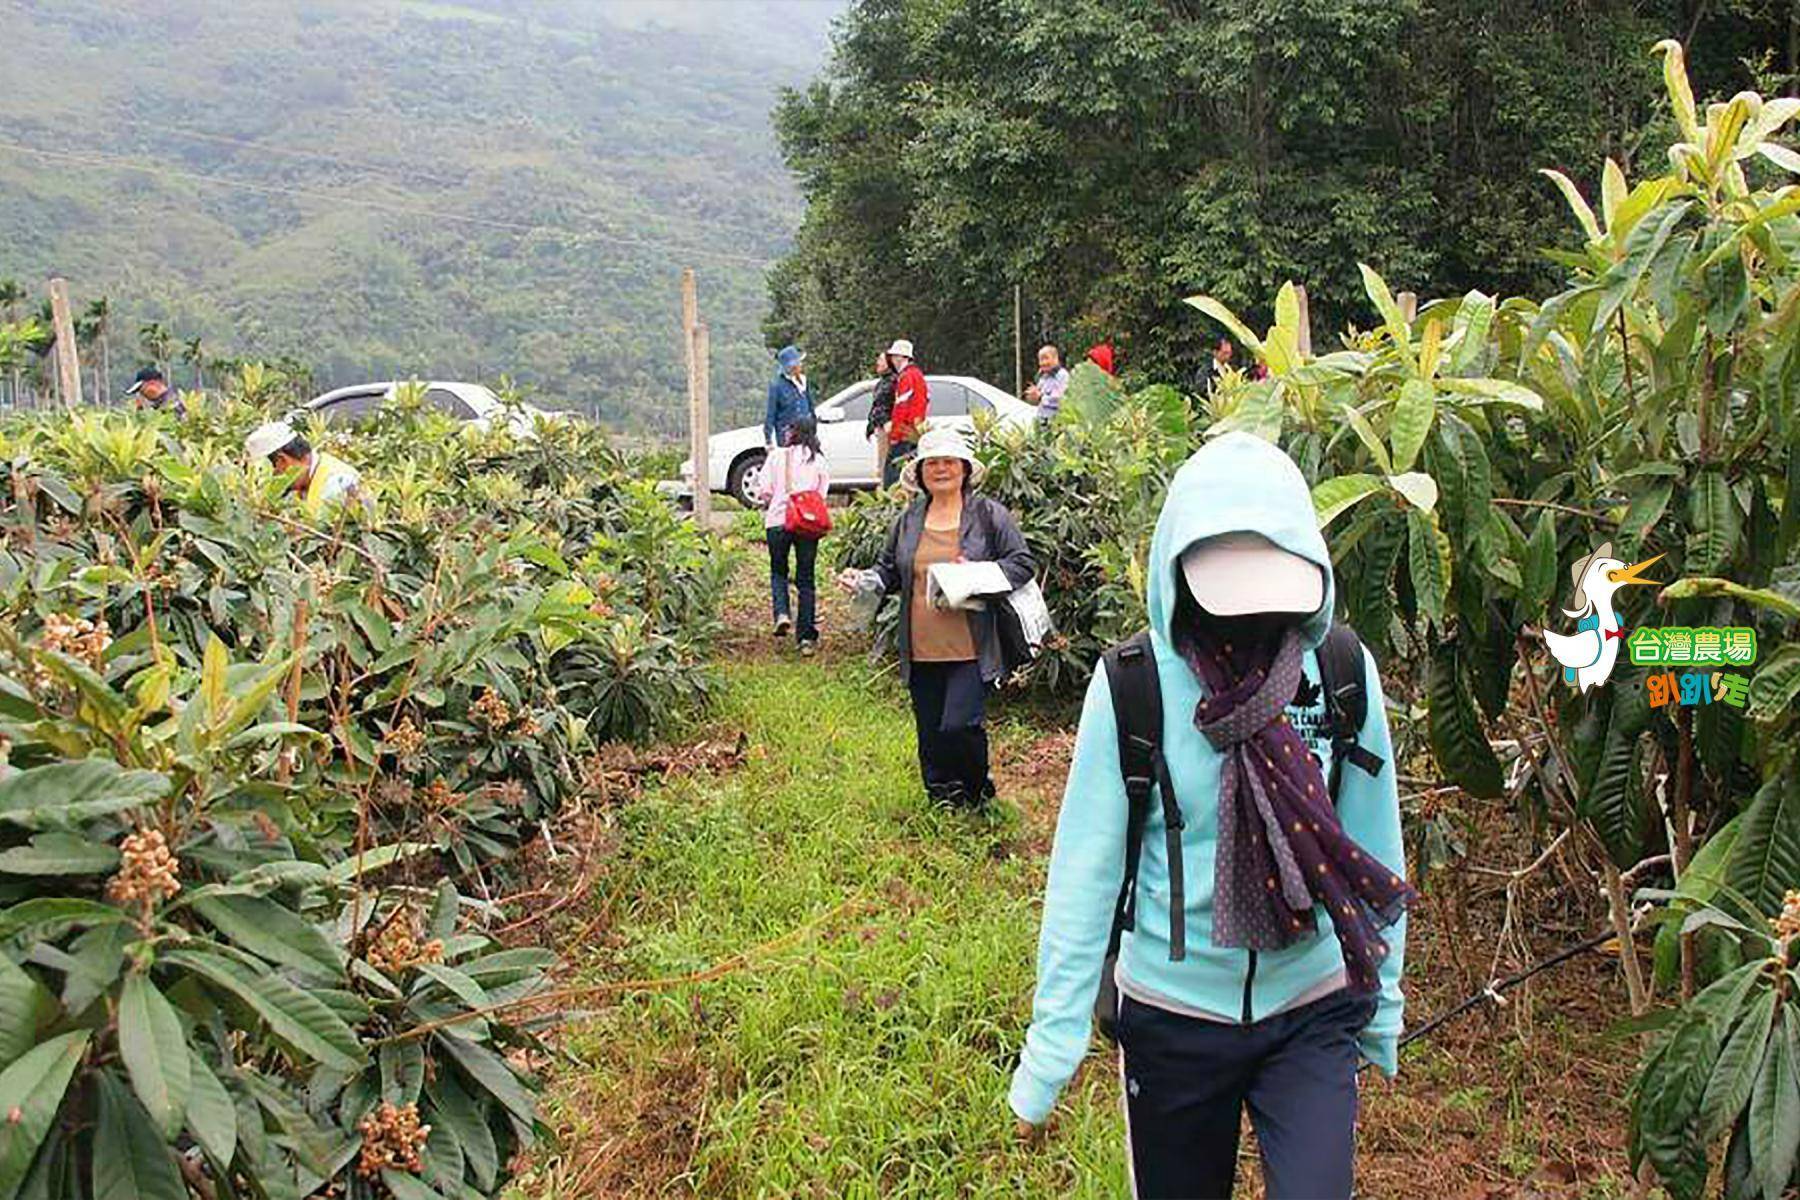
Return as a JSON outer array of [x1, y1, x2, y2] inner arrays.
[[884, 338, 929, 488], [244, 421, 367, 517]]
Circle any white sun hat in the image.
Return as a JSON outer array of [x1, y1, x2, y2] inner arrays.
[[901, 425, 986, 492], [886, 338, 915, 360], [1180, 532, 1325, 616], [245, 421, 299, 462]]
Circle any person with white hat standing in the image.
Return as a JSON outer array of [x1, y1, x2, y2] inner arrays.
[[883, 338, 929, 489], [1009, 433, 1415, 1198], [836, 426, 1033, 809], [244, 421, 367, 517]]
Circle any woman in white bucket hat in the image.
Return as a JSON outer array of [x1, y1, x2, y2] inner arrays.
[[837, 427, 1029, 809]]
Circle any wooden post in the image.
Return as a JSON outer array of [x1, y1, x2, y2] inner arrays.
[[1397, 290, 1418, 325], [691, 322, 711, 528], [1294, 284, 1313, 358], [47, 279, 82, 410], [1013, 283, 1023, 397], [681, 268, 712, 526]]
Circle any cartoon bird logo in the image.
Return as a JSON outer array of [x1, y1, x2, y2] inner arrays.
[[1542, 541, 1663, 692]]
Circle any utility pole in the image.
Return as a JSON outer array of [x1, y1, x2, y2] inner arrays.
[[1294, 284, 1313, 358], [681, 269, 712, 527], [47, 279, 82, 410]]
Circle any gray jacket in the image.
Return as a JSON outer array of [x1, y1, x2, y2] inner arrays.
[[873, 492, 1035, 684]]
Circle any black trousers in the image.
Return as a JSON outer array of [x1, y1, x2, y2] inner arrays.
[[765, 528, 818, 642], [1119, 988, 1377, 1199], [885, 439, 917, 488], [906, 659, 988, 803]]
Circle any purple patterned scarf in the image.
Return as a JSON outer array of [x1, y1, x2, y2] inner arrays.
[[1177, 620, 1416, 994]]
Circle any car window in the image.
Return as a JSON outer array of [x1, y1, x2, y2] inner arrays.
[[969, 390, 996, 416], [928, 380, 968, 417], [833, 385, 873, 422], [317, 392, 385, 423], [425, 388, 478, 420]]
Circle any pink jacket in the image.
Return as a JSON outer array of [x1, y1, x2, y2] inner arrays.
[[762, 445, 831, 529]]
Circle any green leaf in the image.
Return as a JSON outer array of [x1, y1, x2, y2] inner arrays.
[[380, 1041, 426, 1105], [1340, 404, 1393, 474], [427, 1076, 497, 1190], [0, 1031, 89, 1196], [1577, 685, 1654, 868], [1725, 775, 1800, 916], [1357, 263, 1414, 362], [91, 1072, 184, 1200], [381, 1170, 449, 1200], [1749, 645, 1800, 722], [1389, 381, 1435, 473], [1592, 201, 1694, 338], [1427, 642, 1503, 799], [1617, 479, 1674, 554], [184, 1049, 236, 1167], [434, 1032, 536, 1134], [1748, 1012, 1799, 1200], [162, 950, 365, 1072], [1447, 290, 1495, 374], [1407, 509, 1451, 625], [1600, 158, 1628, 231], [0, 898, 128, 942], [0, 956, 42, 1071], [1181, 295, 1264, 354], [1312, 474, 1386, 529], [1387, 472, 1439, 514], [1687, 471, 1741, 577], [0, 761, 168, 831], [1539, 168, 1602, 242], [200, 634, 228, 724], [1434, 377, 1546, 410], [190, 895, 344, 980], [1662, 577, 1800, 621], [413, 963, 490, 1013], [1701, 988, 1777, 1143], [1523, 509, 1558, 613], [324, 843, 434, 886], [0, 834, 119, 877], [118, 974, 191, 1139]]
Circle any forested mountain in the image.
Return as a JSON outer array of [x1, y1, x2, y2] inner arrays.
[[768, 0, 1800, 392], [0, 0, 842, 432]]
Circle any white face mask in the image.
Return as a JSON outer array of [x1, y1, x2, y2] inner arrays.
[[1180, 534, 1325, 617]]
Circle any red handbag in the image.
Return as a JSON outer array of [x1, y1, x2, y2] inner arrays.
[[785, 487, 832, 538]]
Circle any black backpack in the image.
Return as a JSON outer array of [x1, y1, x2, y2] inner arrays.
[[1092, 624, 1384, 1041]]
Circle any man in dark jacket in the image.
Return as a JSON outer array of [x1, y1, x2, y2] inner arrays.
[[764, 345, 812, 447]]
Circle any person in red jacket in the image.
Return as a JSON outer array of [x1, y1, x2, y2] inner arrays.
[[885, 338, 930, 488]]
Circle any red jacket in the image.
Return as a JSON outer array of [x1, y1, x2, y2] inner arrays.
[[890, 364, 930, 442]]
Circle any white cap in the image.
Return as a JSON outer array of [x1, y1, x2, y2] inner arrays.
[[886, 339, 914, 359], [1180, 532, 1325, 616], [245, 421, 299, 461]]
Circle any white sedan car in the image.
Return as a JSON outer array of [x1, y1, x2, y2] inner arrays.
[[679, 374, 1035, 506], [302, 381, 563, 438]]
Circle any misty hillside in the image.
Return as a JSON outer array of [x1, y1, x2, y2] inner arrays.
[[0, 0, 842, 432]]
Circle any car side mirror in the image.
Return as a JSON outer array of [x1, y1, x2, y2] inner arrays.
[[817, 406, 845, 423]]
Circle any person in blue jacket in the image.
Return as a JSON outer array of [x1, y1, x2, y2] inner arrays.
[[764, 344, 812, 447], [1008, 432, 1415, 1199]]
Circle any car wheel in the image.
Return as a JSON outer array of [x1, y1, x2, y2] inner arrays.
[[728, 451, 767, 508]]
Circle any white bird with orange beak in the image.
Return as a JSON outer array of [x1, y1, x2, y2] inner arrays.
[[1543, 542, 1663, 691]]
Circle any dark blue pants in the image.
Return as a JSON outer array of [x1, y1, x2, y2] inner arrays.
[[765, 528, 818, 643], [1118, 988, 1377, 1199], [906, 659, 988, 803]]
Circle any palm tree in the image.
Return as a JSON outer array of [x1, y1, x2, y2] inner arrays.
[[182, 335, 206, 391], [139, 322, 173, 376], [83, 298, 111, 401]]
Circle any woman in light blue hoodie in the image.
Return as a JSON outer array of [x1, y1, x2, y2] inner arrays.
[[1009, 433, 1414, 1199]]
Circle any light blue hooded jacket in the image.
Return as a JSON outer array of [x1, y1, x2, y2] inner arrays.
[[1008, 432, 1408, 1126]]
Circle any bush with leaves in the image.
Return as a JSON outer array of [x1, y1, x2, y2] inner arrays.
[[0, 386, 730, 1197]]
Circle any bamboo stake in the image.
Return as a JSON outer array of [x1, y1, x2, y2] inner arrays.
[[47, 279, 82, 409]]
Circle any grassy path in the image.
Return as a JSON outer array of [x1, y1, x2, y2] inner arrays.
[[518, 654, 1123, 1196], [510, 562, 1642, 1198]]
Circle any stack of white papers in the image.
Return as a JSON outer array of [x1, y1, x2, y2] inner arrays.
[[926, 561, 1014, 611]]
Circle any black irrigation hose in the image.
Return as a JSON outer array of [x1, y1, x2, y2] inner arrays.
[[1357, 928, 1616, 1073]]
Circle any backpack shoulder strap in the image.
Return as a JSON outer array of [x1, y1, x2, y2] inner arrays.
[[1101, 631, 1187, 962], [1317, 624, 1384, 799]]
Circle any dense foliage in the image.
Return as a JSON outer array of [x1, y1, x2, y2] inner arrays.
[[769, 0, 1800, 395], [0, 0, 838, 431], [0, 390, 728, 1197]]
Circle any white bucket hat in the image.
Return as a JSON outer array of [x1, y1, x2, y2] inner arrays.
[[245, 421, 299, 462], [886, 338, 915, 360], [1180, 532, 1325, 616], [901, 426, 985, 492]]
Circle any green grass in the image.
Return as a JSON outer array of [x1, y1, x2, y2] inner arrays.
[[529, 659, 1126, 1196]]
